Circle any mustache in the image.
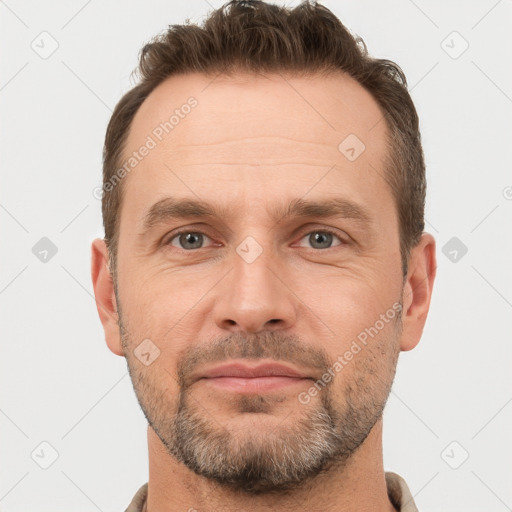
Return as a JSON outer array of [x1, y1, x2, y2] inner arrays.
[[177, 331, 331, 388]]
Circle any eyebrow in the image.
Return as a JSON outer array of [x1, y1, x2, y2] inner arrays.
[[140, 196, 373, 232]]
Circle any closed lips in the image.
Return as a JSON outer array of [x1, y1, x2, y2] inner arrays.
[[198, 363, 311, 380]]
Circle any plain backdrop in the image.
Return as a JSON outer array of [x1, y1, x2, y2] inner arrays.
[[1, 0, 511, 510]]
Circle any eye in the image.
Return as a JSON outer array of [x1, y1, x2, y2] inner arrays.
[[165, 228, 346, 251], [296, 229, 344, 250], [168, 231, 214, 250]]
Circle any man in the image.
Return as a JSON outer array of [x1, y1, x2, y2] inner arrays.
[[91, 1, 436, 510]]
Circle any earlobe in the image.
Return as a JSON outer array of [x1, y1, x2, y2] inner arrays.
[[91, 238, 124, 356], [400, 233, 437, 352]]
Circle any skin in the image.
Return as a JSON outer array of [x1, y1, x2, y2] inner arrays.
[[91, 71, 436, 512]]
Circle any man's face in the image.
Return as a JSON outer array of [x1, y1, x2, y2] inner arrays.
[[114, 71, 405, 493]]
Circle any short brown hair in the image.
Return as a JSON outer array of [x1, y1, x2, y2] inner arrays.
[[102, 0, 425, 278]]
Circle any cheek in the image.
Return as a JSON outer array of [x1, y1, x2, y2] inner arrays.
[[118, 261, 202, 327], [327, 316, 401, 404], [304, 276, 402, 401], [300, 271, 401, 350], [125, 353, 183, 430]]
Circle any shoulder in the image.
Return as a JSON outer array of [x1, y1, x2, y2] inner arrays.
[[124, 482, 148, 512]]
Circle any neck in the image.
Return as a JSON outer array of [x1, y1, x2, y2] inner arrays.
[[145, 418, 397, 512]]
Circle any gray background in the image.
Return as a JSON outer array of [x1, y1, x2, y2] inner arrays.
[[1, 0, 511, 510]]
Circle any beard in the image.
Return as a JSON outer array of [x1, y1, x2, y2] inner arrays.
[[119, 311, 401, 495]]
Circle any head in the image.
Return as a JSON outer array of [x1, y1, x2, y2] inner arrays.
[[92, 0, 436, 494]]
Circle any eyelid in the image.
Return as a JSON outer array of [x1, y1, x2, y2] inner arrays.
[[163, 224, 350, 251], [293, 226, 348, 248], [165, 228, 218, 249]]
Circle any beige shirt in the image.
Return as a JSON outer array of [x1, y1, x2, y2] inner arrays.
[[125, 471, 418, 511]]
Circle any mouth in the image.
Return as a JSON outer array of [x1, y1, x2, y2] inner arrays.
[[195, 362, 313, 393]]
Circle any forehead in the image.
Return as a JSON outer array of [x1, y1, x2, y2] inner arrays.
[[127, 70, 387, 155], [120, 71, 392, 227]]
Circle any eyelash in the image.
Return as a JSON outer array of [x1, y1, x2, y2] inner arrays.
[[164, 227, 347, 251]]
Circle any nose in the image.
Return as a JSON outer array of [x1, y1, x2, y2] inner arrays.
[[212, 243, 297, 333]]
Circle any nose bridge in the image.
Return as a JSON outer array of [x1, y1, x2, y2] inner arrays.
[[212, 234, 296, 333]]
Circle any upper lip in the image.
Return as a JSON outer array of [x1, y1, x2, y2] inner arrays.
[[197, 362, 312, 381]]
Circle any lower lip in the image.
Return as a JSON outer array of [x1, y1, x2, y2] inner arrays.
[[201, 376, 311, 392]]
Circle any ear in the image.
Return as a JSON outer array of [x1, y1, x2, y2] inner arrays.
[[400, 233, 437, 352], [91, 238, 124, 356]]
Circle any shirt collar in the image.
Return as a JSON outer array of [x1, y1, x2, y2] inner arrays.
[[126, 471, 418, 511]]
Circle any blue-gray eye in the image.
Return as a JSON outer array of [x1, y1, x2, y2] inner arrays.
[[170, 232, 211, 250], [298, 231, 343, 249]]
